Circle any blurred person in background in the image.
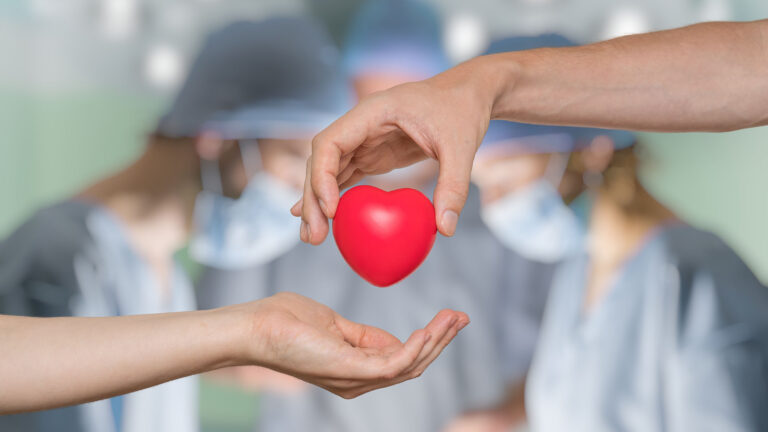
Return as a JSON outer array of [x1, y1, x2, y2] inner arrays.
[[0, 16, 459, 432], [198, 2, 556, 431], [465, 37, 768, 432], [524, 137, 768, 431]]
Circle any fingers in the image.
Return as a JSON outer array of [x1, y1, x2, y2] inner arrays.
[[374, 329, 430, 379], [298, 104, 375, 244], [341, 310, 469, 398], [299, 159, 329, 245], [309, 134, 343, 220], [407, 312, 469, 377], [308, 108, 371, 220], [335, 164, 360, 189], [290, 198, 302, 217], [305, 310, 470, 400], [334, 315, 402, 349], [433, 145, 476, 237], [338, 170, 366, 191], [378, 309, 468, 381]]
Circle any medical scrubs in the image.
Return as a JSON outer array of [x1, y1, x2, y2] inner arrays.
[[197, 186, 557, 432], [0, 200, 198, 432], [526, 224, 768, 432]]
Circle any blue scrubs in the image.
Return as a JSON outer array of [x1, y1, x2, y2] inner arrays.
[[526, 224, 768, 431], [0, 200, 198, 432]]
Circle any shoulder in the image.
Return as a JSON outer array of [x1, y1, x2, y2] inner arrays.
[[2, 200, 96, 263], [657, 225, 768, 347], [0, 200, 99, 304], [658, 224, 764, 298], [659, 225, 754, 277], [657, 228, 768, 428]]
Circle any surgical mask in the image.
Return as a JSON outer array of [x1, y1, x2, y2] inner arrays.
[[481, 153, 585, 263], [190, 143, 301, 269]]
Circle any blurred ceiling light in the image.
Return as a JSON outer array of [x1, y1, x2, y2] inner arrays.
[[101, 0, 139, 40], [444, 13, 489, 64], [601, 6, 650, 40], [144, 43, 185, 89]]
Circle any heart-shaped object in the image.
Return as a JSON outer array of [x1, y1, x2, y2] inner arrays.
[[332, 185, 437, 287]]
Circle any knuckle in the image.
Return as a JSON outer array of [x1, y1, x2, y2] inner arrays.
[[274, 292, 298, 301], [442, 182, 468, 201], [310, 133, 323, 151]]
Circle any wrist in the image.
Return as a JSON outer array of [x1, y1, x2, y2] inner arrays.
[[475, 53, 524, 121], [207, 302, 264, 369]]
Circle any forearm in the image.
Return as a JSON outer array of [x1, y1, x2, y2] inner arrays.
[[0, 308, 247, 414], [477, 20, 768, 132]]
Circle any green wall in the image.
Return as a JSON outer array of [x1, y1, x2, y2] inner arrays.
[[640, 130, 768, 282], [0, 87, 162, 234]]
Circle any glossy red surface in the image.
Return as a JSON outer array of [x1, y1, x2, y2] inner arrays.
[[332, 185, 437, 287]]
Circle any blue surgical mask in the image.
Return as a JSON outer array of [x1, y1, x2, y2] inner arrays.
[[480, 153, 586, 263], [190, 144, 301, 269]]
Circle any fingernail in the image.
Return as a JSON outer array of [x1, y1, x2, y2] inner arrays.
[[441, 210, 458, 236], [319, 199, 329, 216], [457, 320, 469, 331], [300, 221, 308, 242], [306, 222, 312, 241]]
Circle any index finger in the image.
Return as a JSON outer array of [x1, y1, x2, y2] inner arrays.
[[308, 102, 378, 220]]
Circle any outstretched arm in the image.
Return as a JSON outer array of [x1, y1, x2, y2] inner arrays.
[[489, 19, 768, 132], [295, 20, 768, 244], [0, 292, 468, 414]]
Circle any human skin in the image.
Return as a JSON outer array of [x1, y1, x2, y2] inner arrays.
[[293, 19, 768, 244], [0, 292, 468, 414]]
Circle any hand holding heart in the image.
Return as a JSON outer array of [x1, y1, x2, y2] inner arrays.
[[291, 69, 493, 245]]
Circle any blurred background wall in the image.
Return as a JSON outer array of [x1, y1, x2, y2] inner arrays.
[[1, 1, 767, 431]]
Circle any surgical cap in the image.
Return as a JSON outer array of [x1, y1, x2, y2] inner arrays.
[[342, 0, 451, 80], [156, 18, 351, 140], [480, 34, 636, 155]]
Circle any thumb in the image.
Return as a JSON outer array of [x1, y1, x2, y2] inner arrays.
[[433, 145, 475, 237]]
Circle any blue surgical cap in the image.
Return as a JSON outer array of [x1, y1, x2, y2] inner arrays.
[[156, 18, 352, 140], [342, 0, 450, 80], [480, 34, 636, 155]]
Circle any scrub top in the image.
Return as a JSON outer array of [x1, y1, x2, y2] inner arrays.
[[526, 224, 768, 432], [0, 200, 198, 432], [197, 186, 558, 432]]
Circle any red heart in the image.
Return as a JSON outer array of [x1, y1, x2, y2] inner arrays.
[[332, 185, 437, 287]]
